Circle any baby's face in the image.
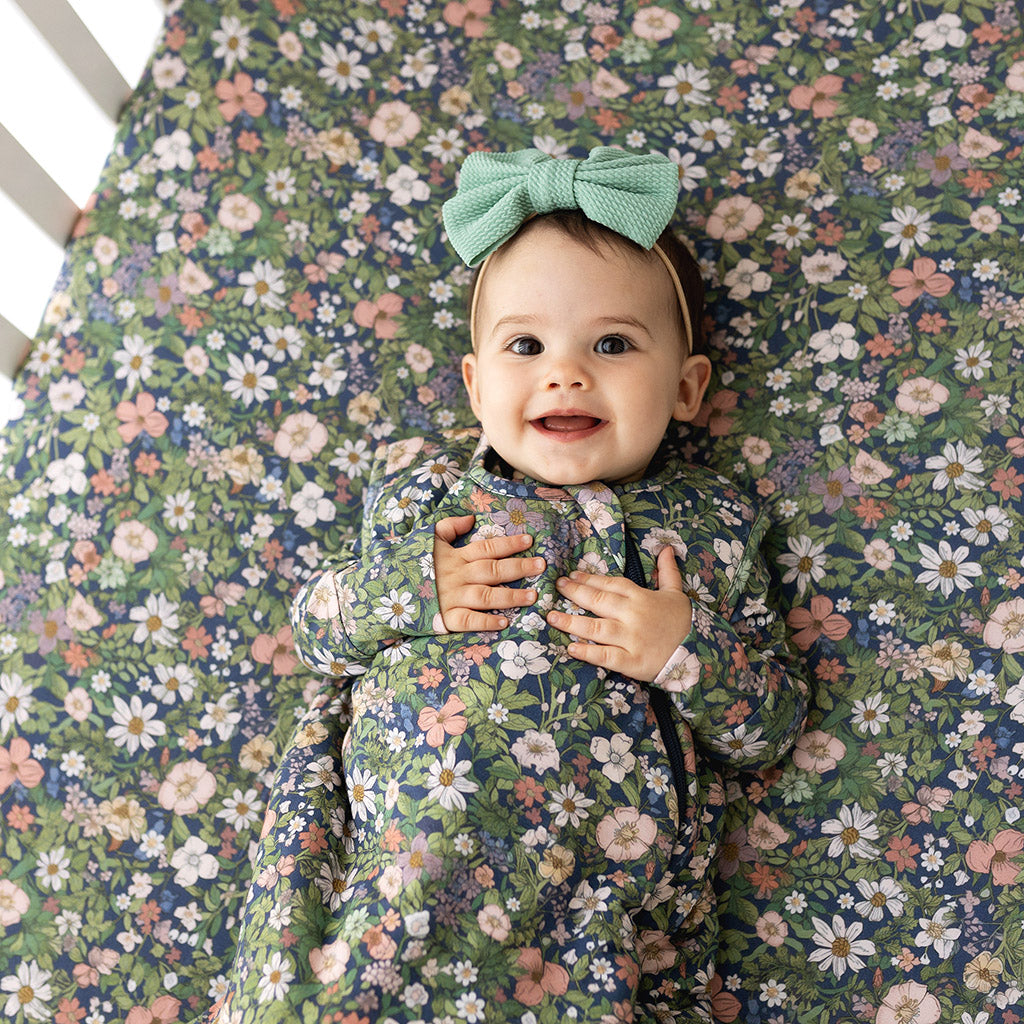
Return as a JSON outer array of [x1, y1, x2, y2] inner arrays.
[[462, 223, 710, 486]]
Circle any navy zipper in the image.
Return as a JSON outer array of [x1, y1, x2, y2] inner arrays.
[[622, 528, 688, 830], [648, 687, 687, 832]]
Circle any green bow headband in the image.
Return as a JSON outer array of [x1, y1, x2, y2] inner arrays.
[[442, 147, 693, 353], [442, 146, 680, 266]]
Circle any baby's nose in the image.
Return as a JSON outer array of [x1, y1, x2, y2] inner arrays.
[[544, 358, 589, 389]]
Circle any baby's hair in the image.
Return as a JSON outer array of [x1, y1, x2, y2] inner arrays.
[[464, 209, 706, 356]]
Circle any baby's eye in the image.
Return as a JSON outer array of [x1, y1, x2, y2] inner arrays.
[[595, 335, 630, 354], [508, 336, 542, 355]]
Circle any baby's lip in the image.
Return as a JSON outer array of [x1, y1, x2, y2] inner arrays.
[[531, 409, 607, 437]]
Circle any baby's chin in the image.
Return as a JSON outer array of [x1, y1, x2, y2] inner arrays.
[[493, 450, 651, 488]]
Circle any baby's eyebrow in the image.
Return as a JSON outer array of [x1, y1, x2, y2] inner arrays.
[[593, 315, 653, 336], [488, 313, 541, 334]]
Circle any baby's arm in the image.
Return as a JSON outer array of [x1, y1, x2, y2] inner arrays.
[[290, 522, 441, 676], [291, 512, 545, 675]]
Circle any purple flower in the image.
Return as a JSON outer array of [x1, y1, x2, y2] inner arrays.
[[808, 465, 860, 513], [915, 143, 968, 185], [144, 274, 185, 317], [491, 498, 545, 535], [28, 607, 73, 655]]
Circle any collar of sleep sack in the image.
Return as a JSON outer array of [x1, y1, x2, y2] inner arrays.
[[468, 241, 695, 356], [467, 432, 681, 500]]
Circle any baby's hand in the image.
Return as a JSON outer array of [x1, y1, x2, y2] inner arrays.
[[547, 547, 693, 683], [434, 515, 545, 633]]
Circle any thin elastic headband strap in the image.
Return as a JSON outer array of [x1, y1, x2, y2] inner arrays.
[[469, 242, 694, 355]]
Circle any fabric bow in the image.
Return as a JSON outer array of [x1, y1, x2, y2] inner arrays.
[[442, 147, 680, 266]]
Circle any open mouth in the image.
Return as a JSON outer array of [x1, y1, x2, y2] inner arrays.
[[531, 414, 606, 438]]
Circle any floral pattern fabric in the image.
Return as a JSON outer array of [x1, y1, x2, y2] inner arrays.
[[0, 0, 1023, 1022], [196, 429, 805, 1022]]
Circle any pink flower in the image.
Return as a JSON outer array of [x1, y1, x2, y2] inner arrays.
[[514, 948, 570, 1006], [116, 392, 169, 443], [274, 411, 329, 462], [215, 73, 267, 121], [353, 292, 404, 339], [157, 760, 216, 815], [747, 810, 789, 851], [443, 0, 492, 37], [876, 982, 940, 1024], [895, 376, 950, 416], [1008, 60, 1024, 92], [111, 520, 159, 564], [596, 806, 657, 860], [0, 878, 29, 927], [308, 939, 350, 985], [901, 785, 952, 825], [965, 829, 1024, 885], [791, 730, 846, 774], [786, 596, 851, 651], [633, 929, 675, 972], [983, 598, 1024, 653], [632, 6, 681, 41], [218, 193, 262, 232], [368, 100, 422, 146], [251, 625, 299, 675], [755, 910, 788, 948], [64, 686, 93, 723], [418, 695, 468, 747], [0, 737, 44, 793], [705, 195, 764, 242], [477, 904, 511, 941], [124, 996, 181, 1024], [789, 74, 843, 117], [888, 257, 954, 306]]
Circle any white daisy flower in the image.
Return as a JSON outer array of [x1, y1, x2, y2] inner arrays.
[[426, 747, 479, 812], [915, 541, 982, 597], [808, 914, 876, 978], [821, 804, 881, 859]]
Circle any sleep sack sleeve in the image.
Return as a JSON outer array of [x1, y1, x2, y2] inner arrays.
[[654, 508, 809, 771], [290, 457, 446, 678]]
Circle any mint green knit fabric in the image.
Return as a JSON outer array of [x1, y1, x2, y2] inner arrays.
[[441, 146, 679, 266]]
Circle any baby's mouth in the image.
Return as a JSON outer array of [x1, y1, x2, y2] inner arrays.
[[537, 415, 603, 432], [530, 414, 607, 439]]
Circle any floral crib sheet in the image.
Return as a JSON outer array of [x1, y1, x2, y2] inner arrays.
[[1, 0, 1023, 1021]]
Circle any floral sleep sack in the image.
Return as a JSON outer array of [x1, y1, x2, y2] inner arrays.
[[205, 429, 808, 1024]]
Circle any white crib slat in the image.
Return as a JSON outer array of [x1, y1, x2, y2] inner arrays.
[[0, 310, 29, 372], [0, 121, 79, 247], [12, 0, 131, 121]]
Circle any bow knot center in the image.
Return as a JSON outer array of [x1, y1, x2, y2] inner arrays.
[[527, 159, 579, 214]]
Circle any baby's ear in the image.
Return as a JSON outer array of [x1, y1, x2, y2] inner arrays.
[[461, 352, 483, 419], [673, 355, 712, 423]]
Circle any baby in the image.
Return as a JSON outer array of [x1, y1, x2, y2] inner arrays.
[[216, 148, 808, 1024]]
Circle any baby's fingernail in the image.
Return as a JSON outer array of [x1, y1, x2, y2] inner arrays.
[[533, 559, 545, 571], [496, 617, 508, 628]]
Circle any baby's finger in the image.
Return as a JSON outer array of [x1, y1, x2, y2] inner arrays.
[[554, 574, 631, 616], [565, 639, 628, 674], [443, 607, 511, 633], [465, 555, 546, 586], [435, 514, 476, 544], [460, 583, 538, 611], [462, 532, 535, 563], [547, 609, 619, 644], [655, 546, 683, 592]]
